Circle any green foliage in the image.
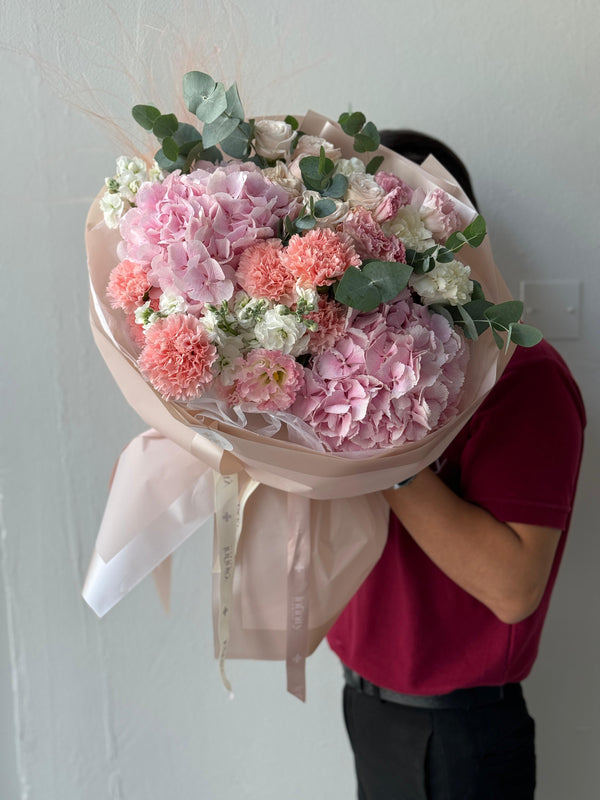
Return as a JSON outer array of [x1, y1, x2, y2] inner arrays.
[[334, 260, 413, 312], [132, 105, 161, 130], [366, 155, 384, 175], [446, 215, 487, 252], [314, 198, 336, 218], [354, 121, 380, 153], [338, 111, 366, 136], [285, 115, 299, 131], [152, 114, 178, 139]]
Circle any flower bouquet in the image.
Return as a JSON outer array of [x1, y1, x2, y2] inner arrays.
[[84, 72, 540, 699]]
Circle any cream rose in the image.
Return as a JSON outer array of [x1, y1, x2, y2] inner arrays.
[[346, 172, 385, 210], [254, 120, 295, 161], [293, 135, 342, 161], [262, 161, 304, 196], [301, 190, 350, 227]]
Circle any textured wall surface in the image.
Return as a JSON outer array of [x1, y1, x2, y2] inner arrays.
[[1, 1, 599, 797]]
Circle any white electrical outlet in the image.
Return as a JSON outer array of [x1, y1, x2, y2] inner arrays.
[[519, 280, 581, 340]]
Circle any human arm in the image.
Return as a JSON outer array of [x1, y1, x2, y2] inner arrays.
[[383, 469, 561, 624]]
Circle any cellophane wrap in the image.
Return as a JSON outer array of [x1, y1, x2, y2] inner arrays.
[[83, 111, 514, 699]]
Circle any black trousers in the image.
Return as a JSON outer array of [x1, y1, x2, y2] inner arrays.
[[343, 683, 536, 800]]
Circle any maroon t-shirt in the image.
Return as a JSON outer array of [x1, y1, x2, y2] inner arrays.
[[327, 340, 585, 695]]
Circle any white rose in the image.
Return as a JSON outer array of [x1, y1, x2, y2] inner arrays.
[[346, 172, 385, 210], [100, 191, 127, 229], [293, 135, 342, 161], [334, 157, 366, 177], [262, 161, 304, 196], [254, 307, 309, 355], [301, 190, 350, 227], [383, 206, 435, 252], [409, 259, 473, 306], [254, 119, 295, 161]]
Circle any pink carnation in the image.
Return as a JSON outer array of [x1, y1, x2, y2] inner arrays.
[[280, 228, 361, 288], [293, 291, 469, 452], [375, 171, 413, 204], [417, 188, 461, 242], [236, 239, 296, 303], [127, 314, 146, 348], [342, 208, 406, 263], [305, 297, 349, 355], [224, 349, 304, 412], [107, 259, 153, 313], [138, 313, 217, 401], [374, 186, 411, 224]]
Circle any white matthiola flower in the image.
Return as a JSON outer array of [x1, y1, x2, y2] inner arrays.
[[235, 295, 269, 330], [134, 300, 160, 330], [334, 157, 366, 177], [100, 191, 127, 229], [254, 306, 309, 355], [410, 259, 473, 306], [199, 303, 238, 345], [148, 161, 164, 183], [346, 172, 385, 210], [115, 156, 149, 201], [159, 293, 187, 315], [384, 206, 435, 252], [295, 284, 318, 313], [213, 336, 247, 384]]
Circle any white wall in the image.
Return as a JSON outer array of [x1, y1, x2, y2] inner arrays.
[[2, 1, 598, 797]]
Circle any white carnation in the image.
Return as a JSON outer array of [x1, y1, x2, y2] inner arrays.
[[254, 306, 309, 355], [410, 259, 474, 306], [384, 206, 435, 252]]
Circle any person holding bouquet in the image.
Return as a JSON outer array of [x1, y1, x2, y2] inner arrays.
[[327, 131, 586, 800]]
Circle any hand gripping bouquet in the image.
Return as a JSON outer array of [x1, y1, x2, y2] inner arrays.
[[83, 72, 541, 699]]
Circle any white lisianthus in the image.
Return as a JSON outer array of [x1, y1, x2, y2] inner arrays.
[[384, 206, 435, 252], [262, 161, 304, 196], [100, 191, 127, 229], [254, 306, 309, 355], [301, 191, 350, 227], [334, 157, 366, 177], [158, 293, 187, 316], [254, 120, 295, 161], [346, 172, 385, 210], [410, 259, 474, 306]]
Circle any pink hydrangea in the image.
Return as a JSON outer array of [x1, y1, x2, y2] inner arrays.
[[342, 208, 406, 263], [417, 188, 461, 242], [236, 239, 296, 303], [305, 297, 349, 355], [280, 228, 361, 288], [293, 291, 469, 452], [117, 163, 294, 304], [138, 313, 217, 401], [107, 259, 153, 313], [223, 349, 304, 412]]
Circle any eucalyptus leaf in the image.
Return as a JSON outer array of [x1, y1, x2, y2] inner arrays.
[[285, 115, 299, 131], [202, 114, 240, 148], [314, 198, 337, 218], [492, 327, 504, 349], [294, 215, 316, 231], [199, 145, 223, 164], [485, 300, 524, 330], [461, 299, 494, 335], [154, 147, 187, 173], [457, 304, 479, 340], [366, 155, 384, 175], [335, 261, 413, 312], [225, 83, 244, 120], [162, 136, 179, 161], [183, 141, 207, 173], [507, 323, 543, 348], [221, 121, 252, 158], [470, 280, 485, 301], [132, 104, 161, 130], [172, 123, 202, 153], [354, 121, 380, 152], [435, 247, 455, 263], [300, 156, 329, 191], [194, 82, 227, 124], [152, 113, 179, 139], [446, 215, 487, 252], [183, 71, 217, 113], [322, 172, 348, 199], [339, 111, 366, 136]]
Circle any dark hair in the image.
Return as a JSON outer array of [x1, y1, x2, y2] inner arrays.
[[379, 129, 478, 211]]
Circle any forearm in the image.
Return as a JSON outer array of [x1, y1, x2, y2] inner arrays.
[[383, 469, 560, 624]]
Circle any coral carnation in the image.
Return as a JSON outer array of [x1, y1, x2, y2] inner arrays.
[[236, 239, 296, 303], [281, 228, 361, 288], [138, 314, 217, 401], [107, 259, 152, 313]]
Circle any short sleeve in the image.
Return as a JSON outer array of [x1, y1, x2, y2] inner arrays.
[[459, 343, 585, 529]]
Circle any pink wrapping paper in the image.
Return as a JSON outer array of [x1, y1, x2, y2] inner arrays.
[[83, 111, 514, 698]]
